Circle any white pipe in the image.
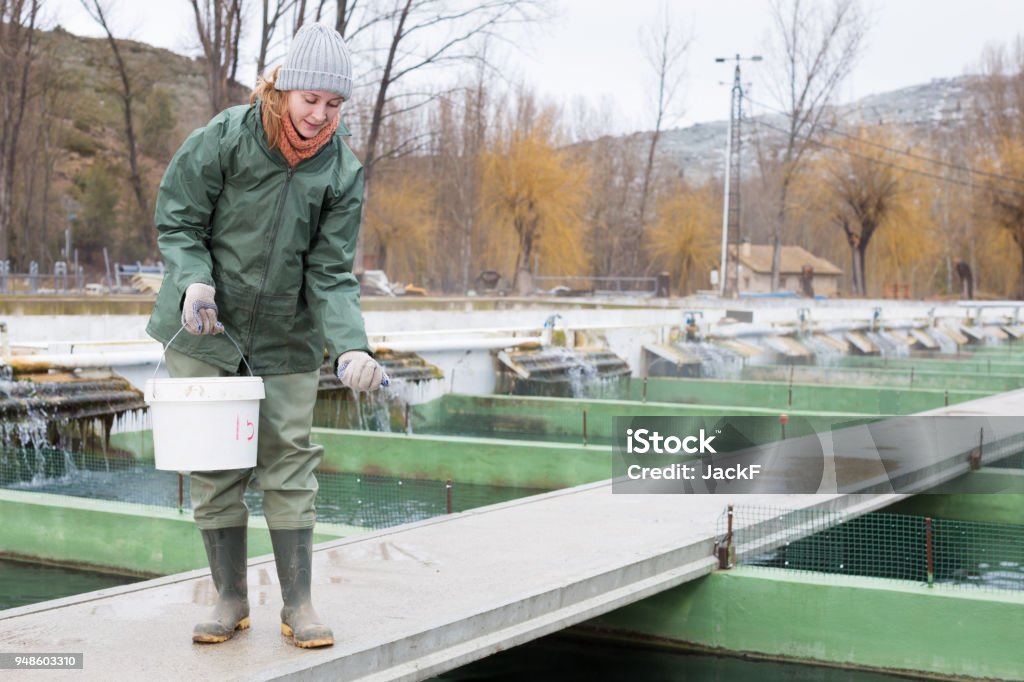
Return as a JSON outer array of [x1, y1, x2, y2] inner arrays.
[[374, 336, 544, 353], [8, 334, 546, 367], [373, 325, 543, 338], [955, 301, 1024, 308], [709, 323, 778, 338], [8, 349, 163, 368], [11, 340, 164, 352]]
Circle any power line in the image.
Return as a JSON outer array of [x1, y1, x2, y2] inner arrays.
[[748, 116, 1024, 202], [743, 95, 1024, 188]]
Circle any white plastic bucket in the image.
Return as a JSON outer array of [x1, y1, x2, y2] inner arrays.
[[144, 376, 266, 471]]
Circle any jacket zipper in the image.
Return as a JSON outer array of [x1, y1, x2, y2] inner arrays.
[[245, 166, 295, 359]]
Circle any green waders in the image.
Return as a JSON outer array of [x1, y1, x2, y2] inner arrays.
[[167, 348, 334, 647]]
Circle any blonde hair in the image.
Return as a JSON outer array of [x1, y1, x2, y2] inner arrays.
[[250, 65, 289, 148]]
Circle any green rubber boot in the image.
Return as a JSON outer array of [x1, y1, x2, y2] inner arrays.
[[192, 527, 251, 644], [270, 528, 334, 648]]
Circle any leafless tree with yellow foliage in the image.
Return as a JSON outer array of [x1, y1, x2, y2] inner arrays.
[[971, 38, 1024, 297], [361, 170, 437, 287], [350, 0, 549, 272], [819, 124, 928, 296], [480, 93, 590, 290], [976, 138, 1024, 297], [646, 182, 720, 294]]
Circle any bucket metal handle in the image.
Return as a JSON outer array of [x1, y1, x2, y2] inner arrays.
[[151, 324, 255, 381]]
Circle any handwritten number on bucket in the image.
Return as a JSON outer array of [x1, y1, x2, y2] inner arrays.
[[236, 415, 255, 441]]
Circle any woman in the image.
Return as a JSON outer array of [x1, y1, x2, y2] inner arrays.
[[146, 22, 384, 648]]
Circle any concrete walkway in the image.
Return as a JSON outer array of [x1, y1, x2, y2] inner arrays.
[[1, 484, 903, 682], [3, 389, 1023, 682]]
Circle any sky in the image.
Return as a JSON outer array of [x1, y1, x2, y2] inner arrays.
[[47, 0, 1024, 135]]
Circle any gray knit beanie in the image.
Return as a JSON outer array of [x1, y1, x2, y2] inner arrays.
[[275, 23, 352, 99]]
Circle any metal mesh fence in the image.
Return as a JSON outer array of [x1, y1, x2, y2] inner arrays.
[[0, 445, 546, 530], [718, 505, 1024, 593], [531, 274, 659, 297], [991, 450, 1024, 469]]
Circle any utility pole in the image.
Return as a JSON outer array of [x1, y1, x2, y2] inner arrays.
[[715, 54, 760, 297]]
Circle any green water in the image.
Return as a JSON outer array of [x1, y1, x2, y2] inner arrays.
[[429, 637, 924, 681], [1, 449, 543, 530], [0, 558, 139, 611]]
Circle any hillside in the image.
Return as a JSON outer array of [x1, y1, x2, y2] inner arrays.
[[632, 76, 975, 184], [13, 26, 248, 270], [38, 25, 224, 188], [17, 24, 979, 279]]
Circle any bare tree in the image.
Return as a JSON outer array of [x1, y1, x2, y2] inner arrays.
[[256, 0, 297, 76], [333, 0, 351, 34], [80, 0, 153, 251], [824, 127, 903, 296], [633, 3, 690, 274], [14, 39, 64, 267], [291, 0, 333, 27], [763, 0, 868, 290], [0, 0, 42, 263], [190, 0, 245, 115], [430, 53, 490, 292], [352, 0, 547, 271], [585, 135, 639, 281], [257, 0, 376, 76], [252, 0, 545, 273], [971, 39, 1024, 296]]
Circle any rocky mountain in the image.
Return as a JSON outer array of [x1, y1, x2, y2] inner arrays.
[[648, 76, 976, 184]]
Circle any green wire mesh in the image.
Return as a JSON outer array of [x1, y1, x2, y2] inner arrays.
[[0, 445, 545, 530], [718, 506, 1024, 593], [992, 450, 1024, 469]]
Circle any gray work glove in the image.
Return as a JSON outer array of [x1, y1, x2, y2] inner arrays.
[[336, 350, 389, 391], [181, 283, 224, 335]]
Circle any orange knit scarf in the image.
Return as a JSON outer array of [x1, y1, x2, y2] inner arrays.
[[277, 112, 339, 167]]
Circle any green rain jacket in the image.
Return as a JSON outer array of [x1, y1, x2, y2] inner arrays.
[[146, 102, 371, 375]]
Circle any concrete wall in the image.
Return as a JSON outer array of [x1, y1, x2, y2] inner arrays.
[[586, 568, 1024, 681], [412, 393, 871, 446], [740, 272, 840, 296], [110, 427, 611, 490], [314, 429, 610, 489], [744, 364, 1024, 392], [837, 355, 1024, 376], [0, 490, 359, 576], [630, 378, 984, 415]]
